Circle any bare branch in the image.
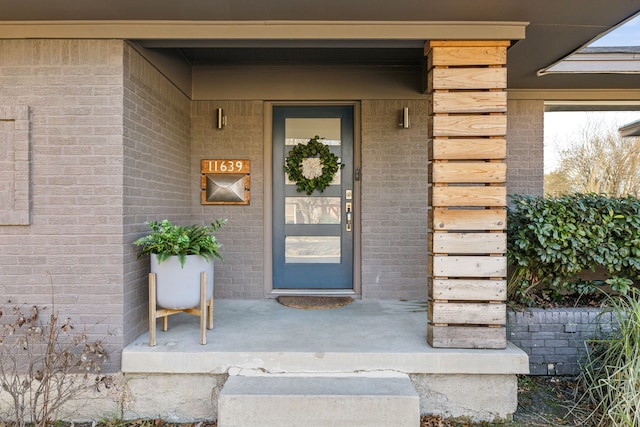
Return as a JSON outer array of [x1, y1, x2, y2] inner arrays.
[[545, 119, 640, 197]]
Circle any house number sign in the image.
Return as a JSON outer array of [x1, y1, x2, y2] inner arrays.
[[202, 160, 249, 174], [201, 159, 250, 205]]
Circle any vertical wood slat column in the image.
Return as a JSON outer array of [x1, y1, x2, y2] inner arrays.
[[426, 40, 509, 349]]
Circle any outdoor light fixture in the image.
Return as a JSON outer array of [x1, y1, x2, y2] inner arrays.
[[399, 107, 410, 129], [216, 108, 226, 129]]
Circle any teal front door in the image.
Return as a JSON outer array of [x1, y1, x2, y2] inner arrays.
[[273, 106, 354, 290]]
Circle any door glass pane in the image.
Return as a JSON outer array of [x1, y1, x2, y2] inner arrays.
[[285, 236, 341, 263], [285, 197, 341, 224], [285, 118, 341, 146]]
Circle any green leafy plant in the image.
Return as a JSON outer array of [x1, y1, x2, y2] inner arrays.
[[133, 219, 226, 267], [507, 193, 640, 305], [284, 135, 344, 195], [576, 288, 640, 426]]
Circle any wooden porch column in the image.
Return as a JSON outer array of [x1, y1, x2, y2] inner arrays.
[[425, 40, 509, 349]]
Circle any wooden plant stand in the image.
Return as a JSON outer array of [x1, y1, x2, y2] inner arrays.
[[148, 271, 214, 346]]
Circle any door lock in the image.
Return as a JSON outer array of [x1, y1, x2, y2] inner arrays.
[[345, 202, 352, 232]]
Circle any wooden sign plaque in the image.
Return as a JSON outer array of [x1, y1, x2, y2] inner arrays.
[[201, 159, 250, 205]]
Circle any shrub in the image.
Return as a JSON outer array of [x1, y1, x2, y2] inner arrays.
[[576, 289, 640, 426], [507, 193, 640, 305], [0, 305, 109, 427]]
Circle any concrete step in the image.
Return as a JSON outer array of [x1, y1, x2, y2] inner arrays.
[[217, 375, 420, 427]]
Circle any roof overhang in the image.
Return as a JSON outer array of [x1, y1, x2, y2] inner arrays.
[[0, 20, 527, 41], [0, 0, 639, 90], [619, 120, 640, 137], [539, 47, 640, 75], [544, 100, 640, 112]]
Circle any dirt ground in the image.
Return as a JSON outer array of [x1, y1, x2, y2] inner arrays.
[[421, 375, 593, 427], [97, 376, 590, 427]]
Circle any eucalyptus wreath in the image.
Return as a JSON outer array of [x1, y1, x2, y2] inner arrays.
[[284, 135, 343, 195]]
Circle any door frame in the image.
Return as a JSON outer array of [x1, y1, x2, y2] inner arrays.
[[264, 101, 362, 297]]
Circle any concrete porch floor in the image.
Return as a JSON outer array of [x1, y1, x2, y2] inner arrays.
[[122, 299, 528, 376], [117, 300, 529, 423]]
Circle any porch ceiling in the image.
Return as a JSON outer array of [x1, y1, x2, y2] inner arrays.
[[0, 0, 639, 90]]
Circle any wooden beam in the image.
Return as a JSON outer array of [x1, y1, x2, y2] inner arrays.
[[432, 232, 506, 254], [430, 278, 506, 301], [433, 114, 507, 137], [429, 301, 506, 324], [431, 138, 507, 160], [431, 161, 506, 183], [433, 91, 507, 114], [432, 186, 507, 207], [428, 67, 507, 91], [432, 208, 506, 231], [433, 255, 507, 278], [426, 40, 512, 49], [429, 45, 507, 67], [428, 324, 507, 349]]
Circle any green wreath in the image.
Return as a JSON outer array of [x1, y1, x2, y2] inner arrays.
[[284, 135, 343, 195]]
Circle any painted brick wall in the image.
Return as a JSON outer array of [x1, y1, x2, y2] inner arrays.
[[360, 99, 430, 300], [506, 99, 544, 196], [0, 39, 126, 369], [189, 99, 431, 300], [0, 105, 29, 225], [0, 39, 549, 373], [122, 43, 193, 343], [191, 101, 265, 298], [508, 308, 616, 375]]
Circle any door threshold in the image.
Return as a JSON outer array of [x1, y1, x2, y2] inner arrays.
[[268, 289, 357, 298]]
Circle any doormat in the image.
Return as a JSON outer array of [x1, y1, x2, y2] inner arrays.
[[277, 296, 352, 310]]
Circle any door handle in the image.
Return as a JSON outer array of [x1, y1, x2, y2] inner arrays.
[[345, 202, 352, 232]]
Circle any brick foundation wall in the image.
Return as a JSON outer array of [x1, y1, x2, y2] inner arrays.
[[508, 308, 615, 375]]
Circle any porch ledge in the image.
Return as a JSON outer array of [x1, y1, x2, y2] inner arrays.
[[122, 300, 528, 376]]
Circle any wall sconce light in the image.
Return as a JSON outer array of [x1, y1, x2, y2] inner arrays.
[[216, 108, 226, 129], [399, 107, 410, 129]]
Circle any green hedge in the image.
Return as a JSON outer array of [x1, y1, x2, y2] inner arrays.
[[507, 194, 640, 305]]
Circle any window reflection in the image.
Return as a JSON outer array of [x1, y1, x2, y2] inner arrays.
[[285, 197, 341, 224], [284, 118, 341, 146], [285, 236, 340, 263]]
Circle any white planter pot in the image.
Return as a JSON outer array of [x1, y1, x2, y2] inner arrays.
[[150, 254, 214, 309]]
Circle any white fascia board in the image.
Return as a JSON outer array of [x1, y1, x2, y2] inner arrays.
[[619, 119, 640, 137], [539, 52, 640, 75]]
